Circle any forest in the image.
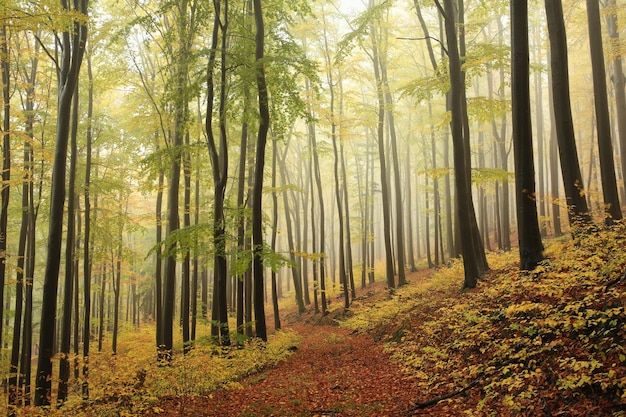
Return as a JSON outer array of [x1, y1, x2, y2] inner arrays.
[[1, 0, 626, 415]]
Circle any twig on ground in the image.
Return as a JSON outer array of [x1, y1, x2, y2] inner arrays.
[[406, 377, 482, 413]]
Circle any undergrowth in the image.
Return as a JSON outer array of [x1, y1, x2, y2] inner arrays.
[[343, 224, 626, 416], [4, 329, 301, 417]]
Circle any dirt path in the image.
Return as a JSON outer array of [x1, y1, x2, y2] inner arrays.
[[151, 304, 421, 415]]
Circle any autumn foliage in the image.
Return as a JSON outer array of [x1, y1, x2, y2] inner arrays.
[[4, 224, 626, 416], [351, 224, 626, 416]]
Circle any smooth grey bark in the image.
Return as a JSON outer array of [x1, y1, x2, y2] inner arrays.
[[82, 53, 94, 398], [321, 17, 350, 308], [337, 70, 356, 298], [305, 76, 328, 314], [182, 131, 191, 352], [604, 0, 626, 198], [586, 0, 622, 224], [511, 0, 545, 270], [35, 0, 88, 404], [58, 82, 79, 405], [252, 0, 269, 339], [544, 0, 592, 226], [533, 34, 547, 237], [236, 94, 250, 335], [0, 23, 10, 358], [405, 140, 417, 272], [439, 0, 480, 288], [277, 141, 306, 313], [270, 139, 281, 330], [369, 11, 395, 289], [112, 198, 124, 354], [206, 0, 230, 345]]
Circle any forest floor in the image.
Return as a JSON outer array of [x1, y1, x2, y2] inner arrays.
[[145, 225, 626, 417], [147, 274, 433, 417]]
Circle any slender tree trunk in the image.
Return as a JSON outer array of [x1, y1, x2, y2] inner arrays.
[[192, 161, 199, 341], [423, 139, 433, 268], [441, 0, 481, 288], [236, 106, 249, 335], [182, 132, 191, 352], [604, 0, 626, 198], [58, 82, 79, 405], [207, 0, 230, 346], [0, 23, 10, 357], [544, 0, 592, 226], [533, 29, 548, 237], [338, 71, 356, 299], [405, 140, 417, 272], [112, 200, 124, 354], [511, 0, 545, 270], [321, 22, 349, 308], [368, 133, 376, 284], [308, 129, 320, 313], [370, 14, 395, 289], [270, 139, 281, 330], [586, 0, 622, 224], [35, 0, 88, 404], [82, 53, 93, 398], [253, 0, 269, 339], [98, 264, 107, 352], [8, 151, 26, 411], [278, 142, 305, 313]]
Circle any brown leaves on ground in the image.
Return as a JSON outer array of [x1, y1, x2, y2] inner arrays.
[[147, 279, 428, 417], [147, 225, 626, 417]]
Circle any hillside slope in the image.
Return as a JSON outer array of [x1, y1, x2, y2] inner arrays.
[[343, 224, 626, 416]]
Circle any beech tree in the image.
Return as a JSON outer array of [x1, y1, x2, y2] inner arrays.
[[35, 0, 88, 405], [439, 0, 482, 288], [206, 0, 230, 346], [252, 0, 269, 340], [585, 0, 622, 224], [544, 0, 591, 226], [0, 18, 10, 357], [511, 0, 544, 270]]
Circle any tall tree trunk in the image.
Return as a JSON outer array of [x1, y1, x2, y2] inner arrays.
[[511, 0, 545, 270], [0, 23, 10, 357], [306, 77, 327, 314], [381, 53, 406, 286], [82, 53, 93, 398], [321, 19, 349, 308], [369, 12, 395, 289], [547, 49, 563, 237], [368, 133, 376, 284], [182, 131, 191, 352], [270, 139, 281, 330], [278, 142, 305, 313], [58, 82, 79, 405], [337, 69, 356, 299], [112, 199, 124, 354], [236, 103, 250, 336], [207, 0, 230, 346], [35, 0, 88, 405], [586, 0, 622, 224], [155, 141, 164, 351], [604, 0, 626, 198], [405, 140, 417, 272], [308, 127, 320, 313], [534, 43, 547, 237], [440, 0, 481, 288], [73, 197, 81, 379], [252, 0, 269, 340], [544, 0, 591, 226]]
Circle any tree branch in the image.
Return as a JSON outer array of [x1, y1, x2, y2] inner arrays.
[[407, 377, 481, 412], [396, 36, 448, 56]]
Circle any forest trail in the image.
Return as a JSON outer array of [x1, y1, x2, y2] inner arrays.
[[149, 271, 435, 417]]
